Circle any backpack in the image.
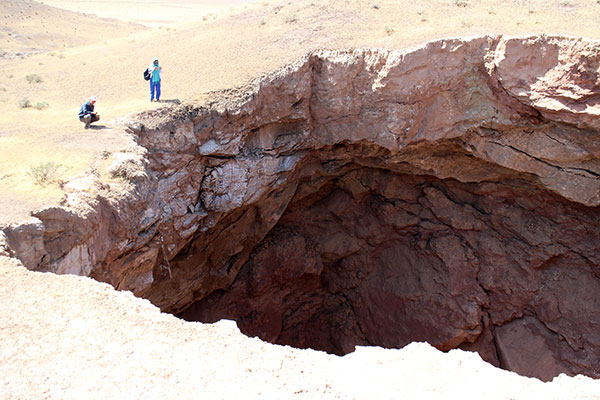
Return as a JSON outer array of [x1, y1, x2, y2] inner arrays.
[[143, 68, 151, 81]]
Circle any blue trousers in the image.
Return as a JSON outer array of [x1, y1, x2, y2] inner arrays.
[[150, 80, 161, 101]]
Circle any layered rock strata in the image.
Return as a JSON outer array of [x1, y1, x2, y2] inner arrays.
[[2, 35, 600, 381]]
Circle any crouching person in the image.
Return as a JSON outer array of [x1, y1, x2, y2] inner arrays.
[[79, 95, 100, 129]]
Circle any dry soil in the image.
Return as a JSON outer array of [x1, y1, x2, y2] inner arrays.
[[2, 0, 600, 224]]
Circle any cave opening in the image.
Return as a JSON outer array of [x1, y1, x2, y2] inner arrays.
[[160, 143, 600, 383]]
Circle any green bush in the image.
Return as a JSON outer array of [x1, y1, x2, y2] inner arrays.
[[18, 98, 31, 108], [33, 102, 49, 110], [27, 162, 67, 186], [25, 74, 42, 84]]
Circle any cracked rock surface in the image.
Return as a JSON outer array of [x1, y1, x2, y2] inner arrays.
[[2, 35, 600, 382]]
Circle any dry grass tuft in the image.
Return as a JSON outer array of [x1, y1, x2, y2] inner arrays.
[[27, 161, 68, 186], [33, 102, 50, 110], [25, 74, 43, 84], [18, 99, 31, 108]]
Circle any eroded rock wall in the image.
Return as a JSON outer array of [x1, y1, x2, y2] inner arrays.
[[2, 35, 600, 380]]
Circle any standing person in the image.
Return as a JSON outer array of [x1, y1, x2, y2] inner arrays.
[[148, 57, 162, 102], [78, 95, 100, 129]]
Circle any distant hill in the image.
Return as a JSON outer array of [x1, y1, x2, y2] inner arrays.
[[0, 0, 146, 56]]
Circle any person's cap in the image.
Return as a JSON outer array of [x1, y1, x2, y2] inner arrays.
[[90, 95, 97, 102]]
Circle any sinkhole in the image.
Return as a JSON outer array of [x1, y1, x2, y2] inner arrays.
[[128, 38, 600, 382], [169, 146, 600, 383], [7, 37, 600, 383]]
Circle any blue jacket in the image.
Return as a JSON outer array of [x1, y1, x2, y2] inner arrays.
[[78, 101, 94, 118], [148, 59, 162, 83]]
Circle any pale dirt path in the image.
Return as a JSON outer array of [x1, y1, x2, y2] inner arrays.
[[2, 0, 600, 225], [2, 257, 600, 399]]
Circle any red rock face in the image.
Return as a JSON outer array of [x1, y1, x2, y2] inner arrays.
[[4, 36, 600, 382]]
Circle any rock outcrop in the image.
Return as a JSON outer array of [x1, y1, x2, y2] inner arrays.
[[2, 35, 600, 381]]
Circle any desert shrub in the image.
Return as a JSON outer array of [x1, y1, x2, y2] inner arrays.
[[33, 102, 49, 110], [18, 98, 31, 108], [284, 14, 297, 23], [27, 162, 67, 186], [25, 74, 42, 84], [384, 25, 395, 35], [455, 0, 468, 6]]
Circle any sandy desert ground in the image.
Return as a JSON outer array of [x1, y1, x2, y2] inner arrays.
[[2, 257, 600, 399], [2, 0, 600, 225], [40, 0, 253, 26]]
